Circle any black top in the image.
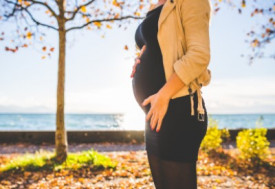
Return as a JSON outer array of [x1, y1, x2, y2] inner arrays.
[[132, 4, 166, 111]]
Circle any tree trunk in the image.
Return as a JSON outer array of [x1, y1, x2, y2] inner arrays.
[[55, 20, 68, 163]]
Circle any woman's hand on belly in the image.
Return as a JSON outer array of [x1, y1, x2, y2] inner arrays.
[[142, 90, 170, 133], [130, 45, 146, 78]]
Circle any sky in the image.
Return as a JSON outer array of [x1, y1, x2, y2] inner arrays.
[[0, 1, 275, 116]]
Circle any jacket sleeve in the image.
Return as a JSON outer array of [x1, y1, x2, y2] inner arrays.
[[173, 0, 211, 86]]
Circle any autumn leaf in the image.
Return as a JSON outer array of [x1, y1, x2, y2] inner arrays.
[[112, 0, 120, 7], [124, 45, 128, 50], [106, 24, 112, 29], [134, 12, 141, 17], [94, 21, 102, 28], [81, 6, 87, 13], [214, 8, 220, 13], [241, 0, 246, 8], [114, 13, 120, 19], [23, 1, 30, 6], [26, 32, 32, 39], [50, 47, 55, 52], [42, 46, 47, 51]]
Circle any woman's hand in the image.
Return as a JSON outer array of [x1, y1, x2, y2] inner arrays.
[[142, 90, 170, 132], [130, 45, 146, 78]]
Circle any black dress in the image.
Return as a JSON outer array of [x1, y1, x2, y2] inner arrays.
[[132, 4, 208, 162]]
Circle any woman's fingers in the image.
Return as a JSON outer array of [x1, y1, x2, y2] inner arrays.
[[151, 112, 159, 130], [130, 58, 141, 78], [140, 45, 146, 55], [131, 45, 146, 78], [156, 115, 164, 132]]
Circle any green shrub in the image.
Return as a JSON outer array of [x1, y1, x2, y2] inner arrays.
[[200, 116, 230, 153], [0, 148, 117, 173], [236, 126, 270, 162]]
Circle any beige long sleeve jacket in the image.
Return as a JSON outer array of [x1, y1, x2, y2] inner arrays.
[[156, 0, 212, 120]]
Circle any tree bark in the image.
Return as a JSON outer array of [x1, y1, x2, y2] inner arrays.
[[55, 18, 68, 163]]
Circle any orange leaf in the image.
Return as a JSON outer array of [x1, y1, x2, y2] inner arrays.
[[26, 32, 32, 39], [124, 45, 128, 50], [42, 46, 46, 51], [112, 0, 120, 7], [241, 0, 246, 8], [94, 21, 102, 27], [81, 6, 87, 13]]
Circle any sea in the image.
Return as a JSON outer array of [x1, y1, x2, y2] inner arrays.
[[0, 113, 274, 131]]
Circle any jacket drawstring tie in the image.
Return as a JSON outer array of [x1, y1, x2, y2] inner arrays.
[[188, 86, 205, 121]]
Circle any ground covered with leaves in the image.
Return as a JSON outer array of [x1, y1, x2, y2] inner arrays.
[[0, 142, 274, 189]]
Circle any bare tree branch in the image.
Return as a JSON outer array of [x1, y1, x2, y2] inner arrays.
[[3, 0, 21, 18], [23, 6, 58, 30], [25, 0, 58, 18], [3, 0, 58, 30], [4, 0, 58, 18], [65, 0, 95, 21], [66, 15, 144, 32], [3, 0, 18, 18]]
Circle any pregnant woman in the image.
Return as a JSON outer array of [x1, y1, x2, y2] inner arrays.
[[131, 0, 211, 188]]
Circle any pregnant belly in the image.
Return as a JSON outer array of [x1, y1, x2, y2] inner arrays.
[[131, 51, 166, 111]]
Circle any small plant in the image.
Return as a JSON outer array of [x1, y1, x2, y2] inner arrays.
[[236, 116, 271, 163], [0, 148, 117, 173], [200, 116, 229, 153], [221, 127, 230, 142]]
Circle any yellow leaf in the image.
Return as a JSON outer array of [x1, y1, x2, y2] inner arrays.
[[112, 0, 120, 7], [81, 6, 87, 13], [241, 0, 246, 8], [251, 39, 259, 47], [24, 1, 30, 6], [135, 12, 140, 16], [26, 32, 32, 39], [94, 21, 101, 27], [106, 24, 112, 29]]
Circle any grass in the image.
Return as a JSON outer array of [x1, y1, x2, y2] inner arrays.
[[0, 148, 117, 173]]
